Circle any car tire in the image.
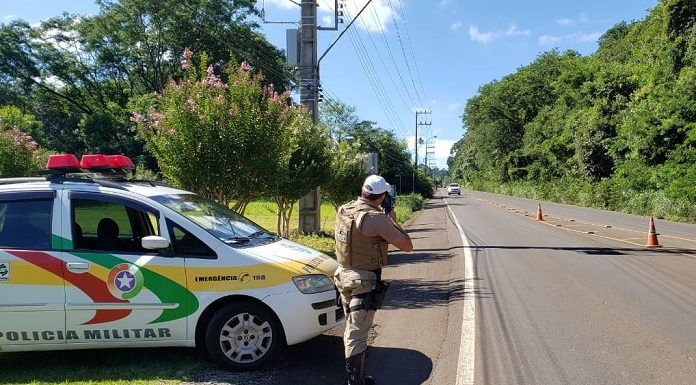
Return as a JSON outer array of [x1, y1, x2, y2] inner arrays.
[[205, 302, 283, 371]]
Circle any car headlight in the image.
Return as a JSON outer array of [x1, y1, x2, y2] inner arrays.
[[292, 274, 335, 294]]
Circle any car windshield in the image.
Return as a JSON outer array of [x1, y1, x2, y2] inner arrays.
[[152, 194, 270, 244]]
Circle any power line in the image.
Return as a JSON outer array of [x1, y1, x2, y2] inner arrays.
[[344, 8, 409, 138], [364, 4, 417, 111], [385, 0, 423, 107], [396, 0, 430, 110]]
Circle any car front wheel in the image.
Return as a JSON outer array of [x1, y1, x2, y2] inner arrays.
[[205, 302, 283, 371]]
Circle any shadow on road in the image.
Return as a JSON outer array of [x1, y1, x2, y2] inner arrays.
[[366, 346, 433, 385], [387, 249, 452, 267], [382, 276, 493, 310], [467, 245, 696, 256]]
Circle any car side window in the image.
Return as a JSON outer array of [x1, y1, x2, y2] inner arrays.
[[0, 198, 52, 250], [166, 219, 217, 259], [72, 198, 159, 253]]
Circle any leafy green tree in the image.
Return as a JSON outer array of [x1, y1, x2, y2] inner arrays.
[[0, 105, 46, 146], [271, 112, 332, 237], [134, 53, 291, 213], [0, 1, 290, 164], [322, 141, 366, 210]]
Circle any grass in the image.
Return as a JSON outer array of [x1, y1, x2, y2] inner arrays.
[[0, 347, 208, 385], [243, 199, 338, 235]]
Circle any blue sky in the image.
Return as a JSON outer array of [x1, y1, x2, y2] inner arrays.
[[2, 0, 658, 168]]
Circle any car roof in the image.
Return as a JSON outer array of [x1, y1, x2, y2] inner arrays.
[[0, 177, 190, 198]]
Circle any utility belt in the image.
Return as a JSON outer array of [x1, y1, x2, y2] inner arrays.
[[339, 269, 389, 314]]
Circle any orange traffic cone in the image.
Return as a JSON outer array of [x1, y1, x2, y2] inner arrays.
[[646, 216, 660, 247], [536, 203, 544, 221]]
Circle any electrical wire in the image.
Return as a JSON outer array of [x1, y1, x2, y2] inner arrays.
[[344, 8, 409, 138], [385, 0, 424, 108], [367, 4, 418, 109], [396, 0, 430, 110], [360, 5, 416, 112]]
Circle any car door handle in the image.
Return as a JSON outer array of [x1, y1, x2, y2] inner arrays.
[[66, 262, 90, 273]]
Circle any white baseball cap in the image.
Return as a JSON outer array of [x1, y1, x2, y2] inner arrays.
[[362, 175, 389, 195]]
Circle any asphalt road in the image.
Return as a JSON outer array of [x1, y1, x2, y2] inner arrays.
[[447, 189, 696, 385]]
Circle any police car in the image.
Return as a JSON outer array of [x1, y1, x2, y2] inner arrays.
[[0, 154, 342, 370]]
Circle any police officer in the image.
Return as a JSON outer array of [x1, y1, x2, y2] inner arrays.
[[334, 175, 413, 385]]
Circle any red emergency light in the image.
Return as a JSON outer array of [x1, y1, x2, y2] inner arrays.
[[45, 153, 136, 173], [46, 154, 81, 170], [80, 154, 110, 169], [105, 155, 136, 170]]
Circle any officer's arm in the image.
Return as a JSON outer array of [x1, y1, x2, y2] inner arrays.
[[378, 216, 413, 252], [389, 230, 413, 252]]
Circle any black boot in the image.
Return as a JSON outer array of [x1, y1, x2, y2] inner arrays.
[[346, 351, 375, 385]]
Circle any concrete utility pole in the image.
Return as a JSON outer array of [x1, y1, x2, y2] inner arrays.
[[298, 0, 321, 233], [413, 110, 431, 192]]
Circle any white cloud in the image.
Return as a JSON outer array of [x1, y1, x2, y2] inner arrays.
[[439, 0, 452, 8], [433, 139, 456, 162], [451, 21, 462, 30], [3, 15, 16, 22], [263, 0, 297, 10], [447, 102, 462, 111], [539, 31, 602, 46], [469, 25, 495, 44], [405, 136, 455, 167], [539, 34, 562, 46], [469, 23, 530, 44], [505, 24, 530, 37], [351, 0, 394, 33], [557, 12, 590, 26]]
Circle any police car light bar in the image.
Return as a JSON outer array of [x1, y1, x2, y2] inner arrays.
[[45, 154, 136, 173]]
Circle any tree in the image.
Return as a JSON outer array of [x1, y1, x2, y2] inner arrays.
[[134, 53, 291, 213], [0, 1, 290, 165], [322, 141, 366, 210], [0, 120, 43, 178], [271, 111, 332, 237]]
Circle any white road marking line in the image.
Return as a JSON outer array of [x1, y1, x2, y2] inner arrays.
[[446, 199, 476, 385]]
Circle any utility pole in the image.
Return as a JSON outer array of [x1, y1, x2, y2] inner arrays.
[[298, 0, 321, 233], [413, 110, 431, 192]]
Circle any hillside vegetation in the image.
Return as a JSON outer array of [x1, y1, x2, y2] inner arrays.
[[448, 0, 696, 222]]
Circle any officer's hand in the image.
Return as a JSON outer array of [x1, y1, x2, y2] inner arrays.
[[381, 193, 393, 214]]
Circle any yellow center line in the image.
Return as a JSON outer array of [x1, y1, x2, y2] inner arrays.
[[466, 193, 680, 249]]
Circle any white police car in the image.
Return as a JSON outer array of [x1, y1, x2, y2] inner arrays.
[[0, 154, 342, 370], [447, 183, 461, 195]]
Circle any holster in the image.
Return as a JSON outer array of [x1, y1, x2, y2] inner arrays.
[[367, 280, 389, 310]]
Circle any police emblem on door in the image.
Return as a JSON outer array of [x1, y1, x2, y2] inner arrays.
[[107, 263, 144, 299]]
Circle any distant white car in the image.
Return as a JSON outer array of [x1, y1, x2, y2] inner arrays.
[[447, 183, 461, 195]]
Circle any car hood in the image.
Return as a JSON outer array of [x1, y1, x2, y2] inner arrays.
[[240, 238, 339, 277]]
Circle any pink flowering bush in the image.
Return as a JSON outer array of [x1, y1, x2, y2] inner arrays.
[[133, 52, 310, 213], [0, 124, 42, 177]]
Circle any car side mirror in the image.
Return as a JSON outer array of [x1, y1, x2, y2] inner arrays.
[[142, 235, 170, 250]]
